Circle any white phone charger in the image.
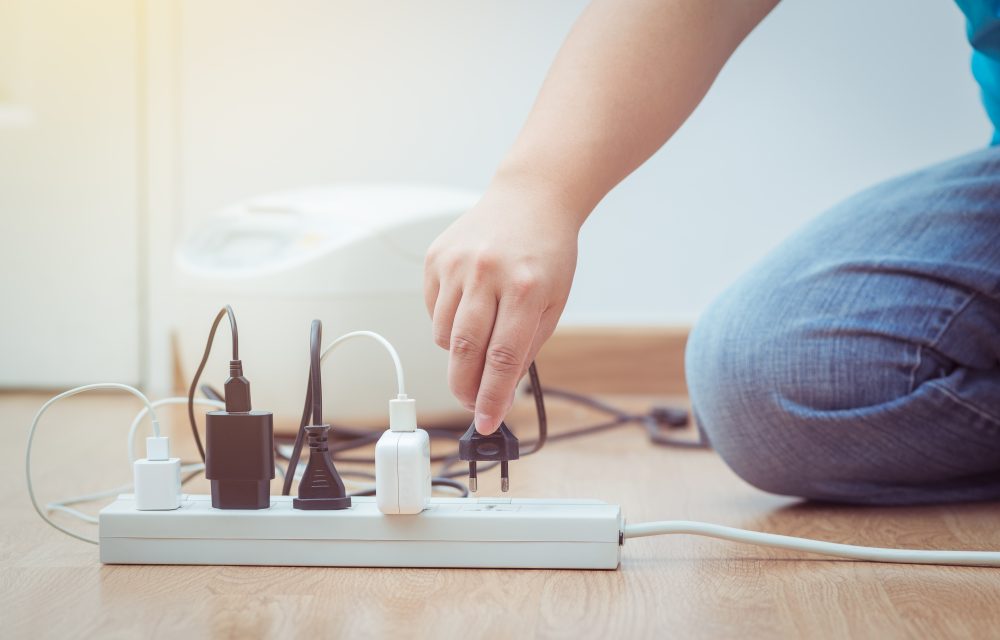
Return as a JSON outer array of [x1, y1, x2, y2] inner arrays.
[[375, 396, 431, 515], [133, 436, 182, 511]]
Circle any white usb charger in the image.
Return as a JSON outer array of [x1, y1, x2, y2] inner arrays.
[[133, 436, 182, 511], [375, 396, 431, 515]]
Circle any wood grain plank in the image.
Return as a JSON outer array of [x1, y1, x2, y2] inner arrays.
[[3, 390, 1000, 639]]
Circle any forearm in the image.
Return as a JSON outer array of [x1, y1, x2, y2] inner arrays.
[[495, 0, 779, 222]]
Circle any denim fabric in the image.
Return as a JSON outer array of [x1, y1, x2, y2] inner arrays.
[[685, 145, 1000, 505]]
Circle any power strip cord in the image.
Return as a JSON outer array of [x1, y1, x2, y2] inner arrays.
[[623, 520, 1000, 567]]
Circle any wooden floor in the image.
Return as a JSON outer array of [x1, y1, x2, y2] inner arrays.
[[3, 390, 999, 639]]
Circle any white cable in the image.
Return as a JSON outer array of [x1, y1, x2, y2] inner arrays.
[[623, 520, 1000, 567], [128, 397, 225, 466], [44, 462, 209, 524], [26, 383, 160, 545], [44, 482, 134, 524], [321, 330, 406, 397], [48, 393, 293, 532], [45, 504, 102, 525], [39, 397, 225, 532]]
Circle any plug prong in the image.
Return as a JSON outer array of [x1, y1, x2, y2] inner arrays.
[[469, 461, 478, 493], [500, 460, 509, 492]]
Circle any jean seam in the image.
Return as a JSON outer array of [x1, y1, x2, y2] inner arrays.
[[906, 290, 979, 394], [926, 379, 1000, 430]]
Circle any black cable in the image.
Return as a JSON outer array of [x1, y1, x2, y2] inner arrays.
[[642, 415, 708, 448], [521, 362, 546, 456], [199, 384, 224, 403], [281, 319, 326, 496], [338, 469, 376, 481], [226, 305, 239, 360], [281, 361, 315, 496], [310, 319, 322, 425], [347, 477, 469, 498], [524, 382, 704, 449], [180, 466, 207, 487], [439, 458, 499, 479], [275, 350, 699, 494], [187, 305, 239, 462], [429, 477, 470, 497], [530, 385, 629, 418]]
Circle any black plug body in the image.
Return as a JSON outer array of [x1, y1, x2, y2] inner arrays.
[[458, 421, 519, 492], [204, 410, 274, 509], [293, 424, 352, 510], [204, 359, 275, 510]]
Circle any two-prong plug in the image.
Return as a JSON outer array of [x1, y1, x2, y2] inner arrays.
[[458, 421, 519, 492]]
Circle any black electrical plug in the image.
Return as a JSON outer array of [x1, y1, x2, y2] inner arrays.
[[458, 421, 519, 492], [293, 424, 351, 510], [650, 405, 689, 428]]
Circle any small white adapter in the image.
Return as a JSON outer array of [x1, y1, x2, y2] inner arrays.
[[133, 436, 182, 511], [375, 396, 431, 515]]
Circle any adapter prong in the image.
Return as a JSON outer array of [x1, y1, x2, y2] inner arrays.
[[500, 460, 509, 492], [469, 461, 478, 493]]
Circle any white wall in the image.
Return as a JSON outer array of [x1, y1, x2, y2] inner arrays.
[[2, 0, 987, 389], [173, 0, 991, 331], [0, 0, 141, 387]]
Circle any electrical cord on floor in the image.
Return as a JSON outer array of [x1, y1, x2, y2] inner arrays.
[[622, 520, 1000, 567], [26, 383, 162, 544], [28, 383, 1000, 566], [39, 394, 290, 532], [530, 385, 705, 449], [235, 364, 699, 481], [187, 305, 239, 462], [268, 367, 697, 484]]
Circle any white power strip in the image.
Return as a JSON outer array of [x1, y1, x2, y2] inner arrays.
[[100, 494, 623, 569]]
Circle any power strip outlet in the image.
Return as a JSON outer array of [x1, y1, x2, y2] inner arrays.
[[100, 495, 623, 569]]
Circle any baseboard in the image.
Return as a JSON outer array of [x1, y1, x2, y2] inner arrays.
[[536, 325, 690, 395], [171, 325, 692, 398]]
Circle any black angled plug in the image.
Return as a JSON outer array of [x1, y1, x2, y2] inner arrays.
[[289, 319, 352, 511], [292, 424, 351, 510], [458, 421, 519, 492]]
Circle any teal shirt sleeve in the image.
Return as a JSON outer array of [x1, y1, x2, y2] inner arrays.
[[955, 0, 1000, 143]]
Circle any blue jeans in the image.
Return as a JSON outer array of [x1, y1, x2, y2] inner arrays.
[[685, 145, 1000, 505]]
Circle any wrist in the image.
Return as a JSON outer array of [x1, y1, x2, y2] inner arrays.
[[490, 157, 601, 232]]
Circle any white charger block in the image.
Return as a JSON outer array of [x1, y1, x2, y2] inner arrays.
[[374, 428, 431, 514], [133, 458, 182, 511]]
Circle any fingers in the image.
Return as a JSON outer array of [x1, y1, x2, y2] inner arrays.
[[474, 286, 543, 434], [447, 292, 498, 412], [423, 268, 439, 317], [431, 285, 462, 351]]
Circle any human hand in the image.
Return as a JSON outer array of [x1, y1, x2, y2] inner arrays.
[[424, 179, 580, 434]]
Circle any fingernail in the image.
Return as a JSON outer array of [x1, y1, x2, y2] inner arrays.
[[475, 412, 496, 434]]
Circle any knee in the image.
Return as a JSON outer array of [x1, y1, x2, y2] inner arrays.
[[685, 297, 804, 498], [684, 283, 873, 501]]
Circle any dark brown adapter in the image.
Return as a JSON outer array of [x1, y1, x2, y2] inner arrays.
[[204, 359, 275, 509]]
